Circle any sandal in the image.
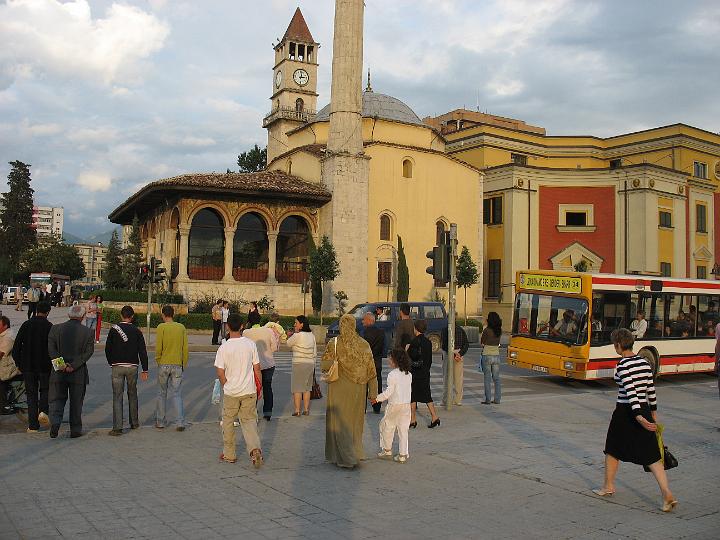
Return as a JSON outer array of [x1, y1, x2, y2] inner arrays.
[[219, 453, 236, 464], [591, 489, 615, 497], [292, 412, 300, 416], [250, 449, 264, 469], [302, 411, 309, 416], [662, 499, 678, 512]]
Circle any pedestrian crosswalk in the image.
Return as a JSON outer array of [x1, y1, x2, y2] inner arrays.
[[270, 352, 533, 405]]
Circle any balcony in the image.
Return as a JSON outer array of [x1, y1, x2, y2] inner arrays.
[[262, 106, 316, 127]]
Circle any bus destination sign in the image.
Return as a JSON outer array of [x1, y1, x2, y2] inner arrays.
[[519, 273, 582, 294]]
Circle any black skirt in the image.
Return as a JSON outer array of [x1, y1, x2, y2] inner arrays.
[[604, 404, 661, 466], [411, 374, 433, 404]]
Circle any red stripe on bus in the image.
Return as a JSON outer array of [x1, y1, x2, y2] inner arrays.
[[592, 276, 720, 290], [587, 355, 713, 370]]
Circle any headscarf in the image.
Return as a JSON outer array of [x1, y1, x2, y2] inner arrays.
[[328, 314, 376, 385]]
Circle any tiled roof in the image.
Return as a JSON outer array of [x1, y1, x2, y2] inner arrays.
[[282, 8, 315, 44], [108, 170, 330, 224]]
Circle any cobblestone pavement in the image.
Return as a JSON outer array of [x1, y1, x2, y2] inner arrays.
[[1, 361, 718, 539]]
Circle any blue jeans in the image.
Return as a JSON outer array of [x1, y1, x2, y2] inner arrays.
[[156, 365, 185, 427], [481, 355, 501, 403], [84, 318, 97, 333]]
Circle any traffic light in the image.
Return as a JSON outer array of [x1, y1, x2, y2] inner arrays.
[[151, 257, 166, 283], [426, 244, 450, 284], [138, 263, 150, 283]]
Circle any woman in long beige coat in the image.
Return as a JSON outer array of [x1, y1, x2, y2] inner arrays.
[[321, 314, 378, 468]]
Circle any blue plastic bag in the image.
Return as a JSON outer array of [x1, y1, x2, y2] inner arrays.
[[211, 378, 222, 404]]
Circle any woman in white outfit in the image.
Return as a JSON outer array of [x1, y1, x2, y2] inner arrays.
[[287, 315, 316, 416]]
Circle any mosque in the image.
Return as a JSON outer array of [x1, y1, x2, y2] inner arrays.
[[110, 2, 720, 321]]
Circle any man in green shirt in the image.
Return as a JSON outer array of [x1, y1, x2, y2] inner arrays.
[[155, 305, 189, 431]]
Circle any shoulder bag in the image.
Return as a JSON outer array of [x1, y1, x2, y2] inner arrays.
[[310, 370, 323, 399], [321, 338, 339, 383]]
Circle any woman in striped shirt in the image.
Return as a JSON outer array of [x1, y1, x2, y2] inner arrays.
[[594, 328, 677, 512]]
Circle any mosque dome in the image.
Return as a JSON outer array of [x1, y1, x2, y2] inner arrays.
[[313, 90, 424, 126]]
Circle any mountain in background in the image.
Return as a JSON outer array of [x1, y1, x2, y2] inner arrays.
[[62, 227, 121, 246]]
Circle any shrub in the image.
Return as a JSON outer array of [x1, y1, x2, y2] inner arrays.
[[93, 289, 184, 304]]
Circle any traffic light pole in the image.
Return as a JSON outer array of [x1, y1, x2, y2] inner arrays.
[[445, 223, 458, 411]]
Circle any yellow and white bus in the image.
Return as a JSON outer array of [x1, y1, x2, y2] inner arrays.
[[508, 270, 720, 379]]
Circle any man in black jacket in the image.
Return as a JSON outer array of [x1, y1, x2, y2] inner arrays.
[[362, 312, 385, 414], [441, 325, 469, 406], [105, 306, 149, 435], [12, 301, 53, 432], [48, 304, 95, 438]]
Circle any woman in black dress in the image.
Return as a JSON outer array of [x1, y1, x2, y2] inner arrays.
[[247, 301, 262, 327], [594, 328, 677, 512], [408, 319, 440, 429]]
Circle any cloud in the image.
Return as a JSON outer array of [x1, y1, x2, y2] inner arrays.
[[0, 0, 170, 87], [77, 171, 112, 192]]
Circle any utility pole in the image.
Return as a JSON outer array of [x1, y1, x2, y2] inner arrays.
[[445, 223, 458, 411], [146, 257, 154, 338]]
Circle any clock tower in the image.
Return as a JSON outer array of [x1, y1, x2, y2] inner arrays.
[[264, 8, 319, 163]]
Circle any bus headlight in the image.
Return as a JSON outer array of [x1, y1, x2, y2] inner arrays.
[[563, 361, 574, 371], [509, 351, 517, 359]]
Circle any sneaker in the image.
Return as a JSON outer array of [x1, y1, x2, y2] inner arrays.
[[38, 412, 50, 426], [155, 422, 165, 429], [108, 429, 123, 436], [70, 432, 83, 438], [219, 453, 237, 463], [233, 420, 240, 427], [26, 428, 39, 433], [250, 449, 264, 469], [377, 449, 393, 459], [393, 454, 408, 464]]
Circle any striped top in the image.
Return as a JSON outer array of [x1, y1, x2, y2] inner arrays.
[[614, 355, 657, 412]]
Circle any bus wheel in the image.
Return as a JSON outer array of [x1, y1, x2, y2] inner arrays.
[[638, 348, 659, 380], [428, 333, 441, 353]]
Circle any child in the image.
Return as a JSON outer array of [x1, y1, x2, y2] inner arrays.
[[372, 348, 413, 463]]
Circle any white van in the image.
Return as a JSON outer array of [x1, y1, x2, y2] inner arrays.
[[5, 287, 27, 304]]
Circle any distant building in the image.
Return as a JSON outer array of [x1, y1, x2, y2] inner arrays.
[[32, 206, 64, 238], [73, 242, 107, 286], [0, 200, 64, 238]]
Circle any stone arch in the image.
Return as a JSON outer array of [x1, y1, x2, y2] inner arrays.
[[234, 207, 274, 231], [276, 214, 312, 283], [188, 207, 225, 280], [275, 210, 317, 235], [185, 201, 231, 229], [435, 218, 449, 245], [233, 211, 270, 282], [169, 207, 180, 229]]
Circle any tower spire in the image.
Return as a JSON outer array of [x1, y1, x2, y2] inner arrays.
[[366, 69, 372, 92]]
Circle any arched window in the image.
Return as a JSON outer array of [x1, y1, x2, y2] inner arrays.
[[402, 159, 413, 178], [436, 221, 446, 245], [233, 213, 269, 282], [295, 98, 304, 114], [380, 214, 391, 241], [287, 159, 292, 175], [276, 216, 311, 283], [188, 208, 225, 280]]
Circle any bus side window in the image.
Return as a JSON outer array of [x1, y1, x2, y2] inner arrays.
[[647, 293, 665, 338]]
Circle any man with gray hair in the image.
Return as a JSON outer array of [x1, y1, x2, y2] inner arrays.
[[48, 304, 95, 438]]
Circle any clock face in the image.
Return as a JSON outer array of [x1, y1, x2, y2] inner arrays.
[[275, 70, 282, 89], [293, 68, 309, 87]]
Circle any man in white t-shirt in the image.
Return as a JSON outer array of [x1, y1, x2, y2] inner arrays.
[[214, 314, 263, 467]]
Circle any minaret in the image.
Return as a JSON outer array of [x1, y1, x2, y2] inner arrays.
[[264, 8, 319, 163], [320, 0, 370, 307]]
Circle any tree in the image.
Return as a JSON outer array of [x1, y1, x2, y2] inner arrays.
[[0, 161, 37, 272], [19, 236, 85, 280], [237, 144, 267, 173], [122, 216, 143, 290], [308, 235, 340, 325], [103, 231, 125, 289], [397, 236, 409, 302], [456, 245, 479, 325], [574, 259, 588, 272]]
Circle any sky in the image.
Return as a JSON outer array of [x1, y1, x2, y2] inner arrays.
[[1, 0, 718, 236]]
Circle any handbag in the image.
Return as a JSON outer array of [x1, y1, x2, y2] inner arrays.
[[310, 371, 323, 400], [320, 338, 339, 383], [643, 424, 678, 472]]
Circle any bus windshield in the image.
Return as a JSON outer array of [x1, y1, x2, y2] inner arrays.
[[512, 292, 589, 346]]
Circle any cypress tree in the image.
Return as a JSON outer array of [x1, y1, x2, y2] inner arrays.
[[397, 236, 409, 302], [0, 161, 37, 271], [122, 216, 143, 290], [104, 230, 125, 289]]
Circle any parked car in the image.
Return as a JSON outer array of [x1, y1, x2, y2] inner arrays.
[[326, 301, 448, 354], [5, 286, 28, 304]]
